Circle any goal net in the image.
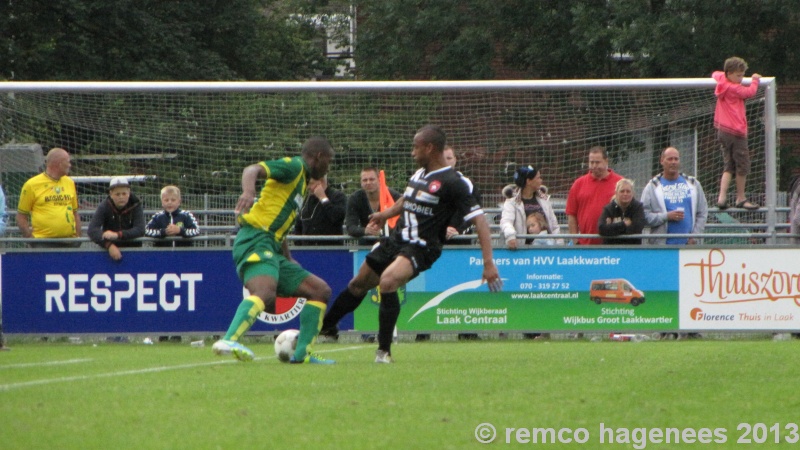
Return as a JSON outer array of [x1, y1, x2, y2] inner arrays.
[[0, 80, 776, 221]]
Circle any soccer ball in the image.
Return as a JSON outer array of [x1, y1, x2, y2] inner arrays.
[[274, 329, 299, 363]]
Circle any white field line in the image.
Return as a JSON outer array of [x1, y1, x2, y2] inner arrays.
[[313, 345, 371, 354], [0, 358, 93, 370], [0, 345, 368, 392]]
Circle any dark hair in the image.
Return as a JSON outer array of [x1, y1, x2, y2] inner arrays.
[[416, 125, 447, 152], [588, 146, 608, 160], [301, 136, 334, 157], [514, 165, 539, 188], [361, 166, 379, 175]]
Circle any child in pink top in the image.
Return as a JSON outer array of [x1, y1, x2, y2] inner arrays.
[[712, 56, 761, 210]]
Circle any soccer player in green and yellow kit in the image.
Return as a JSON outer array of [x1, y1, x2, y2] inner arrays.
[[212, 137, 335, 364]]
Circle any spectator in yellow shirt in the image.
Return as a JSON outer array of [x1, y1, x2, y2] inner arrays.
[[16, 147, 82, 248]]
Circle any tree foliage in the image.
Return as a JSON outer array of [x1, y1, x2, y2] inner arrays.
[[350, 0, 800, 81], [351, 0, 497, 80], [4, 0, 798, 82], [0, 0, 334, 81]]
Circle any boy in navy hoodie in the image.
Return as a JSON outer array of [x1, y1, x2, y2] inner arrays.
[[146, 185, 200, 247]]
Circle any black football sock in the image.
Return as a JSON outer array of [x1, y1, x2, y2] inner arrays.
[[377, 291, 400, 353], [321, 288, 365, 331]]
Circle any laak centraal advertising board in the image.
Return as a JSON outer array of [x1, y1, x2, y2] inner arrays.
[[353, 248, 679, 332]]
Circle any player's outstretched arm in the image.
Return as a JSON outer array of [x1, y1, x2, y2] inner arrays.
[[472, 214, 502, 292], [368, 197, 405, 228], [236, 164, 267, 215]]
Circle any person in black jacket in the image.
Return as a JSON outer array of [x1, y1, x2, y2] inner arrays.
[[88, 177, 145, 260], [345, 167, 401, 245], [145, 185, 201, 247], [598, 178, 646, 245], [443, 146, 482, 246], [294, 175, 346, 246]]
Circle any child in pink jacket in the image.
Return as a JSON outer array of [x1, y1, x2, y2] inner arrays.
[[712, 56, 761, 210]]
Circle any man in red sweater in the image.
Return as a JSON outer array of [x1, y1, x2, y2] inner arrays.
[[566, 146, 624, 245]]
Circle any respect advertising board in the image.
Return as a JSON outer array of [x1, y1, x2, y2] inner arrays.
[[352, 248, 679, 332], [0, 249, 352, 334], [679, 248, 800, 330]]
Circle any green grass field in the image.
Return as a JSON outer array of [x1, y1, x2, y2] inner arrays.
[[2, 338, 800, 449]]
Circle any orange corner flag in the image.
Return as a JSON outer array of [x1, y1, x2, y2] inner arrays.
[[379, 170, 399, 230]]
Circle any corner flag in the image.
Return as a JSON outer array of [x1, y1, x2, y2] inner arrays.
[[379, 170, 399, 230]]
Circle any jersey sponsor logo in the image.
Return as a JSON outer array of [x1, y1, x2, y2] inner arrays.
[[44, 194, 72, 203], [429, 180, 442, 193], [404, 201, 434, 216], [415, 190, 440, 204]]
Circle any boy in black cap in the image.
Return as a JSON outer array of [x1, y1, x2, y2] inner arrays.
[[88, 177, 145, 260]]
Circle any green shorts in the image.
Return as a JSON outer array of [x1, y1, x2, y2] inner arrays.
[[232, 225, 310, 297]]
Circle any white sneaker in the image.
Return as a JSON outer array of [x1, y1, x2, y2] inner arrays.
[[375, 349, 393, 364], [212, 339, 255, 362], [211, 340, 232, 356]]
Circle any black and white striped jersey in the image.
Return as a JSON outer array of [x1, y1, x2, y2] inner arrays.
[[391, 166, 483, 248]]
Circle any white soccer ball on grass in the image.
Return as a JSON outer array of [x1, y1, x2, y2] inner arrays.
[[274, 329, 299, 363]]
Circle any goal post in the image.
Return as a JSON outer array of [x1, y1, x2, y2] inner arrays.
[[0, 79, 778, 239]]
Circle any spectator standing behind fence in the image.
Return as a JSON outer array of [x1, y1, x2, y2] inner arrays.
[[500, 165, 562, 248], [443, 145, 484, 341], [641, 147, 708, 245], [713, 57, 761, 211], [145, 185, 200, 247], [88, 177, 145, 261], [444, 146, 482, 245], [598, 178, 646, 245], [566, 147, 623, 245], [16, 147, 82, 248], [293, 175, 346, 246], [345, 167, 401, 245]]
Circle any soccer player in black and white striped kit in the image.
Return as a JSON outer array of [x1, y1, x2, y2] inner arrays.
[[322, 125, 502, 363]]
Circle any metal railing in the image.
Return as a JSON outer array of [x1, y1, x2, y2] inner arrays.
[[2, 205, 795, 249]]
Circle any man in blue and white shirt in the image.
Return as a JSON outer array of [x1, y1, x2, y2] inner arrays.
[[641, 147, 708, 245]]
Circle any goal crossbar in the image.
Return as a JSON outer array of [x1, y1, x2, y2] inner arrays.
[[0, 78, 775, 93]]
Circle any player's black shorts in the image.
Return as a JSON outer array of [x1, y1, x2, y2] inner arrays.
[[365, 237, 442, 280]]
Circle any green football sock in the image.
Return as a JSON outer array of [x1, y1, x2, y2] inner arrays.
[[293, 301, 326, 360], [223, 295, 265, 341]]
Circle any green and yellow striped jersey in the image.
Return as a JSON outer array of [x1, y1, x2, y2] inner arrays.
[[238, 156, 309, 244]]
